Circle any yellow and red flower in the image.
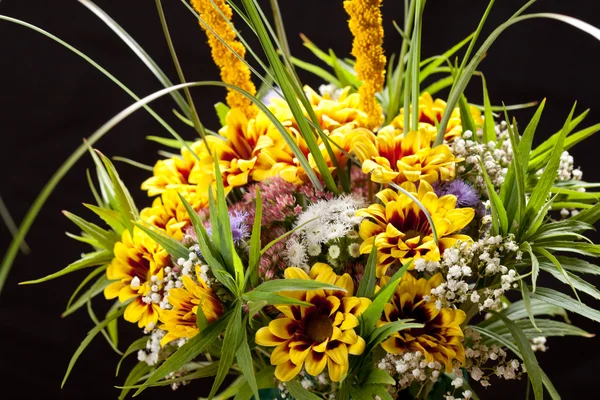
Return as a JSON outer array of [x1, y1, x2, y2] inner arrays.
[[255, 263, 371, 382], [378, 272, 466, 371], [159, 266, 224, 346], [358, 181, 474, 277], [350, 124, 461, 185], [139, 190, 193, 241], [104, 227, 170, 329]]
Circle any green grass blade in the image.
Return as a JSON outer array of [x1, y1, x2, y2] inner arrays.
[[356, 245, 377, 298], [245, 187, 262, 289], [134, 222, 189, 260], [252, 279, 347, 293], [235, 320, 259, 400], [20, 250, 112, 285]]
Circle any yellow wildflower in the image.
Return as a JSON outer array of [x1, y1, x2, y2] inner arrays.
[[255, 263, 371, 382], [393, 92, 484, 141], [358, 181, 474, 277], [159, 266, 224, 346], [344, 0, 386, 129], [104, 227, 170, 329], [139, 190, 192, 241], [350, 124, 461, 185], [378, 272, 466, 371], [191, 0, 257, 117]]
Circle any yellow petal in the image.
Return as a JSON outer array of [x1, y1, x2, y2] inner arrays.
[[305, 350, 328, 376], [275, 360, 303, 382], [269, 318, 295, 340], [255, 327, 285, 346], [348, 335, 366, 355]]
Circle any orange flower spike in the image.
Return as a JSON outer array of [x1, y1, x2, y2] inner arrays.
[[344, 0, 386, 130], [191, 0, 257, 118]]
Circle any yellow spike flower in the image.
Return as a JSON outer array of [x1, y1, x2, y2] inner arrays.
[[159, 266, 224, 346], [393, 92, 484, 142], [378, 272, 466, 371], [255, 263, 371, 382], [350, 124, 461, 185], [104, 227, 170, 329], [344, 0, 386, 129], [141, 141, 211, 211], [139, 190, 192, 241], [358, 181, 474, 277], [191, 0, 257, 118]]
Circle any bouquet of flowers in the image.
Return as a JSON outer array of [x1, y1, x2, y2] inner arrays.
[[3, 0, 600, 399]]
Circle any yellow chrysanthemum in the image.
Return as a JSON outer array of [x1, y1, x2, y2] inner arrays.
[[378, 272, 466, 371], [255, 263, 371, 382], [141, 141, 211, 210], [139, 190, 192, 241], [358, 181, 474, 277], [393, 92, 484, 142], [191, 0, 256, 117], [350, 124, 461, 185], [344, 0, 386, 129], [159, 266, 224, 346], [104, 227, 170, 329]]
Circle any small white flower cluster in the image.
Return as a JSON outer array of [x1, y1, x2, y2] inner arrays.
[[451, 122, 513, 196], [377, 351, 447, 389], [165, 367, 190, 391], [463, 328, 524, 387], [318, 83, 344, 101], [445, 390, 473, 400], [139, 273, 165, 307], [137, 329, 166, 366], [554, 151, 583, 181], [286, 196, 365, 268], [531, 336, 548, 352], [429, 235, 520, 312]]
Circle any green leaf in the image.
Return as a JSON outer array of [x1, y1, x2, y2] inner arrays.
[[520, 242, 539, 292], [242, 291, 312, 307], [520, 279, 540, 332], [62, 306, 126, 387], [215, 102, 230, 127], [252, 279, 347, 293], [197, 302, 210, 332], [420, 32, 475, 83], [286, 380, 322, 400], [290, 56, 342, 87], [479, 319, 593, 344], [233, 366, 277, 400], [572, 202, 600, 225], [65, 265, 106, 312], [120, 362, 220, 389], [63, 211, 119, 251], [112, 156, 154, 172], [361, 260, 412, 336], [134, 310, 232, 396], [356, 245, 377, 298], [531, 287, 600, 322], [553, 256, 600, 275], [478, 298, 567, 330], [98, 151, 139, 229], [329, 49, 360, 88], [134, 221, 189, 260], [62, 275, 111, 318], [364, 369, 396, 386], [246, 188, 262, 290], [503, 114, 526, 228], [478, 158, 508, 235], [366, 321, 424, 355], [146, 135, 194, 149], [536, 247, 581, 302], [118, 362, 152, 400], [492, 313, 543, 400], [458, 95, 476, 134], [481, 74, 496, 144], [84, 203, 127, 235], [178, 193, 238, 295], [209, 303, 244, 399], [235, 321, 259, 400], [21, 250, 112, 285], [524, 104, 576, 228], [116, 337, 148, 376], [421, 75, 454, 96]]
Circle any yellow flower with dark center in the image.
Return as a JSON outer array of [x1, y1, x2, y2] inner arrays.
[[350, 124, 461, 184], [159, 266, 224, 346], [378, 272, 466, 371], [191, 0, 257, 118], [344, 0, 386, 129], [358, 181, 474, 277], [255, 263, 371, 382], [139, 190, 192, 241], [141, 141, 211, 211], [104, 227, 170, 329], [393, 92, 484, 142]]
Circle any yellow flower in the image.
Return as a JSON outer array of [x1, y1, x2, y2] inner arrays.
[[350, 124, 461, 185], [255, 263, 371, 382], [378, 272, 466, 371], [141, 141, 211, 211], [393, 92, 484, 142], [191, 0, 257, 118], [343, 0, 386, 129], [159, 266, 224, 346], [358, 181, 474, 277], [139, 190, 192, 241], [104, 227, 170, 329]]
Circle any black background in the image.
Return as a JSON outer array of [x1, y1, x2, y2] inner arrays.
[[1, 0, 600, 399]]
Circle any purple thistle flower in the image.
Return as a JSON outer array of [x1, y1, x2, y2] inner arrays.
[[433, 179, 481, 208], [206, 210, 250, 244]]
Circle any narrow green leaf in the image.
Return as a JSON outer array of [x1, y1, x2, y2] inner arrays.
[[553, 256, 600, 276], [62, 306, 126, 387], [366, 321, 424, 355], [478, 158, 508, 235], [286, 380, 322, 400], [63, 211, 119, 251], [520, 242, 539, 292], [232, 366, 277, 400], [235, 321, 259, 400], [246, 188, 262, 289], [481, 74, 496, 144], [84, 203, 127, 235], [134, 310, 232, 396], [21, 250, 112, 285], [536, 247, 581, 303], [112, 156, 154, 172], [118, 362, 152, 400], [134, 221, 189, 260], [290, 56, 342, 87], [364, 369, 396, 386], [98, 151, 139, 228], [242, 291, 312, 307], [146, 135, 194, 149], [116, 337, 148, 376], [531, 287, 600, 323], [120, 362, 220, 389], [520, 279, 540, 332], [65, 265, 106, 312], [493, 313, 543, 400], [252, 279, 347, 293], [215, 102, 230, 126], [356, 245, 377, 298]]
